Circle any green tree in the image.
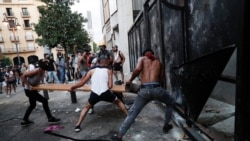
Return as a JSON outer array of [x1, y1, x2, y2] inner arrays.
[[1, 56, 12, 67], [34, 0, 90, 55], [93, 42, 98, 53]]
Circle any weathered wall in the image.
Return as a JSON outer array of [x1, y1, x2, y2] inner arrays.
[[128, 0, 243, 117]]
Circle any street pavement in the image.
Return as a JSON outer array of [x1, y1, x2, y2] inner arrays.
[[0, 84, 188, 141], [0, 83, 234, 141]]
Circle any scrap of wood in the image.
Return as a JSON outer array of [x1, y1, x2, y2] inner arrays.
[[31, 84, 125, 93]]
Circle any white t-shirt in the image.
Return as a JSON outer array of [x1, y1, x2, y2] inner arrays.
[[28, 64, 35, 71], [91, 68, 109, 95], [5, 71, 14, 78]]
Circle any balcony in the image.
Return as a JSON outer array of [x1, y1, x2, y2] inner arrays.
[[8, 24, 18, 30], [25, 35, 34, 41], [0, 37, 4, 43], [21, 12, 30, 18], [10, 36, 20, 42], [1, 47, 36, 54]]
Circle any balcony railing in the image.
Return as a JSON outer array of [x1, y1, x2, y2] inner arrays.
[[8, 24, 18, 30], [1, 47, 36, 54], [0, 37, 4, 43], [10, 36, 20, 42]]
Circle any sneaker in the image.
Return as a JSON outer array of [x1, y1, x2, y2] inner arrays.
[[163, 124, 173, 133], [111, 133, 122, 141], [6, 95, 10, 97], [48, 117, 61, 122], [74, 125, 81, 132], [88, 108, 94, 114], [21, 120, 34, 126]]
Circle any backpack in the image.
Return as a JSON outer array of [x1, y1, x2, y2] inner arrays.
[[97, 50, 111, 60]]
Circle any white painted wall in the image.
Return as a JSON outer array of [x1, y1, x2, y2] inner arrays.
[[112, 0, 133, 75]]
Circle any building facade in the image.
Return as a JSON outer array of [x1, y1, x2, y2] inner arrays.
[[0, 0, 45, 66], [99, 0, 145, 74]]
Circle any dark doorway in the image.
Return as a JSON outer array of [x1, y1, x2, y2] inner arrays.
[[13, 56, 25, 66], [28, 55, 39, 64]]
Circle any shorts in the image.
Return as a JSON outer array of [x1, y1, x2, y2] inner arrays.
[[88, 90, 117, 106], [113, 62, 123, 71]]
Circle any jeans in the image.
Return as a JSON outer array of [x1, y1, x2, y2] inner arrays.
[[119, 86, 175, 136], [80, 70, 87, 78], [47, 71, 60, 83], [23, 89, 53, 120], [58, 68, 65, 83]]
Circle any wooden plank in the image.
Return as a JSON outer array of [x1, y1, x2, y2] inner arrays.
[[31, 84, 126, 93]]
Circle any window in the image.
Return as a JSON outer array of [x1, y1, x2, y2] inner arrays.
[[22, 8, 29, 16], [28, 43, 35, 51], [109, 0, 117, 15], [24, 20, 30, 28], [0, 45, 4, 53], [25, 32, 33, 40], [6, 8, 14, 16], [13, 43, 20, 52]]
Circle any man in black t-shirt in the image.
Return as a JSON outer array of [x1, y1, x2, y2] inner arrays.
[[46, 54, 60, 83], [97, 42, 113, 69]]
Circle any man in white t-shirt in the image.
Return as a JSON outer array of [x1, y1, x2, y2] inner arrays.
[[68, 57, 128, 132]]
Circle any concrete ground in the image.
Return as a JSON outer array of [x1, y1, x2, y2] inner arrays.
[[0, 84, 188, 141], [0, 83, 234, 141]]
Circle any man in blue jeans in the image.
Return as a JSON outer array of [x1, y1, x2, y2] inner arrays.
[[46, 54, 60, 84], [56, 52, 66, 83], [111, 49, 175, 141]]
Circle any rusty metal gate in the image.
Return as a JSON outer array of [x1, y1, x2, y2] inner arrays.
[[128, 0, 245, 140]]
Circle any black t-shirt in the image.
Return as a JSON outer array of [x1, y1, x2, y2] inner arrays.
[[0, 71, 5, 82], [47, 59, 56, 71]]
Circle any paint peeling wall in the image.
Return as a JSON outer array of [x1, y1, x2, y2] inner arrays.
[[128, 0, 243, 118]]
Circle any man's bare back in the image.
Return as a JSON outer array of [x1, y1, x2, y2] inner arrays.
[[139, 56, 161, 84], [127, 49, 162, 85]]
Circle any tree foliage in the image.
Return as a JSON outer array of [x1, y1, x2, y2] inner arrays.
[[1, 56, 12, 67], [34, 0, 90, 54]]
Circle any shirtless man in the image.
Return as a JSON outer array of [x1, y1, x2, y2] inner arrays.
[[68, 57, 128, 132], [111, 49, 175, 141]]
